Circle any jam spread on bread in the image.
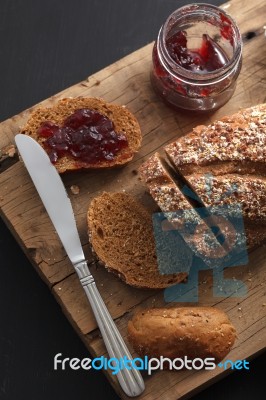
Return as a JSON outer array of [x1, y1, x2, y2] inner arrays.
[[165, 31, 229, 73], [37, 108, 128, 164]]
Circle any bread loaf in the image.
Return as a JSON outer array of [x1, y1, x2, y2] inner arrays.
[[128, 306, 236, 362], [87, 192, 187, 289], [140, 104, 266, 251], [186, 174, 266, 222], [139, 152, 197, 212], [165, 103, 266, 177], [139, 153, 229, 262], [185, 174, 266, 249], [20, 97, 142, 173]]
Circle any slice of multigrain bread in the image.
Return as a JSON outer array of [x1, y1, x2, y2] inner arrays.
[[87, 192, 187, 289], [20, 97, 142, 173]]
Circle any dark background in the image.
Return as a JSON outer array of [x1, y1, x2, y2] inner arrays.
[[0, 0, 265, 399]]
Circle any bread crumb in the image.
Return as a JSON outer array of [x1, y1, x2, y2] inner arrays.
[[6, 145, 16, 157], [70, 185, 80, 195]]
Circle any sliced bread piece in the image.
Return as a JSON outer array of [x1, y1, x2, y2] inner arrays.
[[139, 153, 229, 263], [20, 97, 142, 173], [87, 192, 187, 289], [165, 103, 266, 177]]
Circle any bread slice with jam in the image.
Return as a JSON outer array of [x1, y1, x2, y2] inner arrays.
[[20, 97, 142, 173]]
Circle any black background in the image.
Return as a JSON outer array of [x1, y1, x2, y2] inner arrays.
[[0, 1, 265, 399]]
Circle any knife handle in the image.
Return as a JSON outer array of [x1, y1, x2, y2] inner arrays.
[[74, 261, 145, 397]]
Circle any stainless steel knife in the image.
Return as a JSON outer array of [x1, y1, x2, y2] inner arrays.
[[15, 134, 145, 397]]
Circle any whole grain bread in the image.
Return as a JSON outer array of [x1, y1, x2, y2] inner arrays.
[[87, 192, 187, 289], [20, 97, 142, 173], [186, 174, 266, 250], [187, 174, 266, 224], [165, 103, 266, 177], [128, 306, 236, 361], [140, 105, 266, 251], [139, 153, 230, 263]]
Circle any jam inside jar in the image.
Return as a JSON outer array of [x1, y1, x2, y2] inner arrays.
[[151, 4, 243, 112]]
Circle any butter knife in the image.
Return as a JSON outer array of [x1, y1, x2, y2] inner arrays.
[[15, 134, 145, 397]]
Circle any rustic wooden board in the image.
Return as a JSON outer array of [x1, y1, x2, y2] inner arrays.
[[0, 0, 266, 398]]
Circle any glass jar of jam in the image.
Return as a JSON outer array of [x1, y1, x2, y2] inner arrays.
[[151, 3, 243, 112]]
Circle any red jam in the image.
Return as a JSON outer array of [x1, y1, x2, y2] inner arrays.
[[151, 4, 242, 112], [37, 109, 129, 164], [220, 12, 234, 46], [166, 31, 229, 73]]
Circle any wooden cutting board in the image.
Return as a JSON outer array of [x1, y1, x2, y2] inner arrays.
[[0, 0, 265, 398]]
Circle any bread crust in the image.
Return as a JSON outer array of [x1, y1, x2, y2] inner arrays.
[[165, 103, 266, 177], [187, 174, 266, 222], [140, 104, 266, 250], [186, 173, 266, 248], [20, 97, 142, 173], [128, 306, 236, 362], [139, 153, 231, 262]]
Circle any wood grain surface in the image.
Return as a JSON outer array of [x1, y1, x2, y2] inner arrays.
[[0, 0, 265, 399]]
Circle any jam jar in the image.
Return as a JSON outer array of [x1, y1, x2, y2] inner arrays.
[[151, 3, 243, 112]]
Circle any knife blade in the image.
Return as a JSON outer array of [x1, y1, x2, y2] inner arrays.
[[15, 134, 145, 397]]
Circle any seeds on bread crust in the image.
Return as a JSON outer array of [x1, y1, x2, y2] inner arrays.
[[165, 103, 266, 176], [140, 105, 266, 250], [128, 306, 236, 361]]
